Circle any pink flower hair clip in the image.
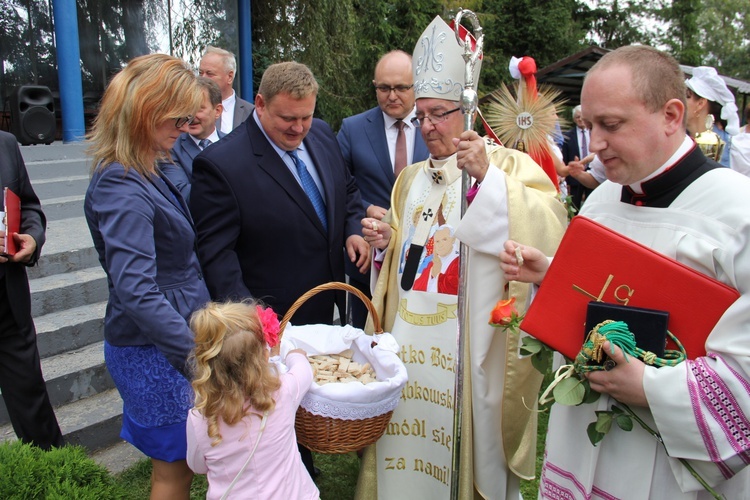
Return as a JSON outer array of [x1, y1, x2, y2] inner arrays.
[[256, 305, 280, 348]]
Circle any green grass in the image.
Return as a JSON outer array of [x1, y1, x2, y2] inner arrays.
[[0, 441, 127, 499], [113, 452, 360, 499], [113, 414, 550, 500], [521, 408, 550, 499]]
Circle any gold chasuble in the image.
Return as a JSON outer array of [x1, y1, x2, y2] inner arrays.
[[356, 142, 567, 499]]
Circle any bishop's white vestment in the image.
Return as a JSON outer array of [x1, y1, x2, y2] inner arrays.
[[355, 142, 567, 499]]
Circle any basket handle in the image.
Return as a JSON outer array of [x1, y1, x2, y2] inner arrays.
[[278, 282, 383, 342]]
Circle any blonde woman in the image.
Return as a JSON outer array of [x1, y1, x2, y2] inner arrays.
[[84, 53, 210, 498], [187, 302, 318, 500]]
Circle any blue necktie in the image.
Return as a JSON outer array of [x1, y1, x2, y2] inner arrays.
[[199, 138, 211, 150], [288, 150, 327, 231]]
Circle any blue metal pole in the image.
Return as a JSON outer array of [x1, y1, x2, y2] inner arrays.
[[237, 0, 254, 101], [52, 0, 85, 142]]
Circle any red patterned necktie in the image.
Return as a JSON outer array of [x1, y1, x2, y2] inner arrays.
[[394, 120, 407, 177]]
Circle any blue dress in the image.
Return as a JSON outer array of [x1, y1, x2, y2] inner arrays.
[[85, 163, 210, 461]]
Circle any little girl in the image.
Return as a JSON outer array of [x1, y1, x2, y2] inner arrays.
[[186, 301, 319, 500]]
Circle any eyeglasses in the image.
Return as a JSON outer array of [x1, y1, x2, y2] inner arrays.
[[174, 115, 195, 128], [411, 107, 462, 127], [374, 84, 413, 95]]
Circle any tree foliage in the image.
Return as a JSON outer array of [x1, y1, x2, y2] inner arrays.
[[655, 0, 702, 65], [479, 0, 590, 92], [585, 0, 657, 49], [1, 0, 749, 125], [696, 0, 750, 79]]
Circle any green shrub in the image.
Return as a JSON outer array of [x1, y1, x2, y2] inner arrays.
[[0, 441, 126, 499]]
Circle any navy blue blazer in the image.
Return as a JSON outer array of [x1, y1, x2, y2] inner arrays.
[[162, 131, 226, 202], [337, 106, 429, 211], [337, 106, 429, 283], [84, 164, 210, 376], [0, 131, 45, 329], [190, 116, 365, 325]]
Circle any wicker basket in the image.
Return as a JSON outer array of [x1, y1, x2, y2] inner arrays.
[[279, 282, 395, 454]]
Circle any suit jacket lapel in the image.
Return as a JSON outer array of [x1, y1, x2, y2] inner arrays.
[[181, 135, 201, 161], [149, 174, 193, 224], [248, 119, 327, 237], [365, 110, 394, 182]]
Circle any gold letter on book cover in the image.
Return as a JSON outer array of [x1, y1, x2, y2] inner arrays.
[[572, 274, 635, 306]]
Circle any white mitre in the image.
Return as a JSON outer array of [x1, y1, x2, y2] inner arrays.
[[412, 15, 483, 101]]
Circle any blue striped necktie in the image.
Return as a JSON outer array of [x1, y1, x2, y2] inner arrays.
[[288, 150, 327, 231], [199, 138, 211, 150]]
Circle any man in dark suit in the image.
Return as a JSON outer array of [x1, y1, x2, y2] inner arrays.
[[337, 50, 429, 328], [161, 77, 225, 203], [561, 105, 593, 210], [0, 130, 63, 449], [191, 62, 369, 476], [199, 46, 253, 133]]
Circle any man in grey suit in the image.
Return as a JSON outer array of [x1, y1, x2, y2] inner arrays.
[[0, 130, 63, 449], [162, 77, 225, 202], [337, 50, 429, 328], [199, 46, 253, 134]]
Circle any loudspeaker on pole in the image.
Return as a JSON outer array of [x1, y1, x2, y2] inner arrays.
[[10, 85, 56, 145]]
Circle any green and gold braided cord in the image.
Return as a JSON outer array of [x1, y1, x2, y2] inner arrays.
[[574, 320, 686, 374]]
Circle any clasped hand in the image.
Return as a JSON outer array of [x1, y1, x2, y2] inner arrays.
[[453, 130, 489, 183], [0, 230, 37, 264]]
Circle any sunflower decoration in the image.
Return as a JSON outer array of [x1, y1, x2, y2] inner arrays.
[[482, 56, 567, 190]]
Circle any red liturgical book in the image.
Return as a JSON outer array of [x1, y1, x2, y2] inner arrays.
[[3, 187, 21, 256], [520, 216, 740, 360]]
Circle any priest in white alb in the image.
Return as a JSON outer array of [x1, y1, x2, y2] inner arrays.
[[501, 45, 750, 499]]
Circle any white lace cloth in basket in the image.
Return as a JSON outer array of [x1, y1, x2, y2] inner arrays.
[[279, 323, 408, 421]]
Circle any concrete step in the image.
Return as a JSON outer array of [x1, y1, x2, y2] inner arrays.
[[0, 340, 112, 425], [30, 265, 107, 317], [26, 157, 89, 183], [60, 388, 123, 453], [34, 301, 106, 358], [29, 217, 98, 280], [41, 340, 113, 408], [0, 387, 123, 454], [32, 174, 90, 200], [27, 158, 89, 179], [21, 141, 88, 164], [40, 194, 85, 221], [91, 440, 147, 475]]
